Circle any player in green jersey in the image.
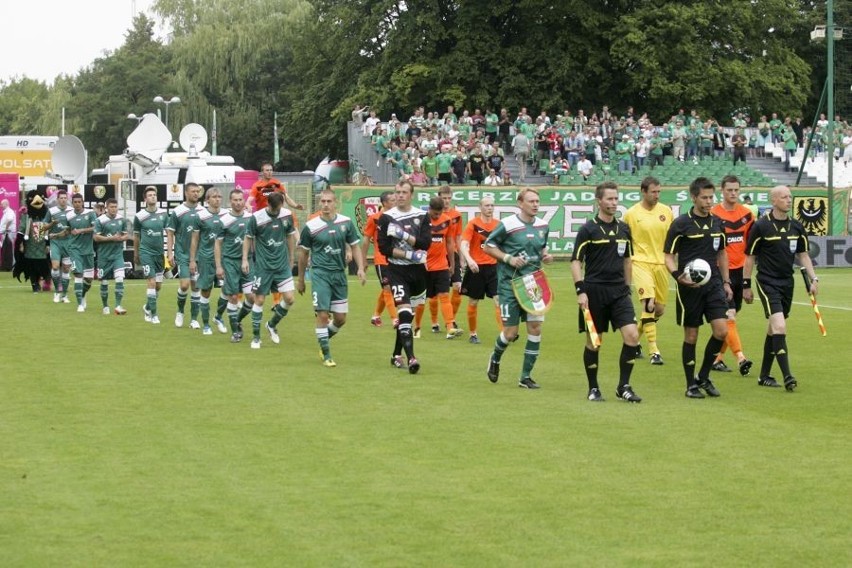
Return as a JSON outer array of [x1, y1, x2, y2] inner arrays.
[[43, 189, 72, 303], [94, 198, 131, 315], [215, 189, 254, 342], [242, 191, 297, 349], [296, 189, 366, 367], [133, 186, 169, 324], [65, 193, 98, 312], [166, 182, 202, 329], [190, 188, 225, 335], [484, 188, 554, 389]]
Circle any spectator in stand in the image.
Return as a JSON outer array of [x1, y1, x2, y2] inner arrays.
[[468, 146, 486, 185], [547, 126, 563, 160], [616, 134, 633, 174], [731, 128, 748, 165], [363, 109, 380, 137], [483, 168, 502, 186], [471, 108, 485, 133], [648, 130, 665, 170], [436, 147, 454, 184], [408, 164, 427, 186], [487, 142, 505, 175], [672, 120, 687, 162], [501, 170, 513, 186], [757, 115, 771, 157], [577, 155, 594, 181], [421, 149, 439, 186], [512, 128, 531, 182], [451, 149, 468, 184], [484, 108, 499, 144], [782, 118, 798, 170], [352, 104, 369, 128], [534, 128, 549, 174], [769, 113, 783, 144], [842, 127, 852, 165], [635, 136, 649, 170], [498, 108, 512, 153]]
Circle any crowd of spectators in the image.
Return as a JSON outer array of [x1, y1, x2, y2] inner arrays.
[[351, 103, 852, 184]]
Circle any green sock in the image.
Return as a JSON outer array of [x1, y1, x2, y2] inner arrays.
[[492, 332, 510, 363], [251, 307, 263, 339], [200, 299, 210, 325], [269, 303, 289, 328], [100, 282, 109, 307], [216, 297, 228, 318], [177, 289, 187, 312], [317, 327, 331, 359], [190, 292, 200, 319], [115, 282, 124, 306], [521, 335, 541, 378]]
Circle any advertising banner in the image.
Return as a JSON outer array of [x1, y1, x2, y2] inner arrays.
[[336, 186, 830, 256], [0, 173, 20, 213]]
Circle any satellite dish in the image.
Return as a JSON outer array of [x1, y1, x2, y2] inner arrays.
[[51, 135, 87, 182], [179, 124, 208, 156], [126, 113, 172, 166]]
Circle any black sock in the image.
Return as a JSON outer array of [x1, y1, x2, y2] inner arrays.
[[760, 334, 774, 377], [584, 347, 599, 390], [682, 342, 697, 387], [397, 309, 414, 359], [619, 343, 636, 387], [772, 334, 792, 378], [698, 336, 725, 380]]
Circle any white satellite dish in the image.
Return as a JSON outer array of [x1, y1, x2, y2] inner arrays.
[[51, 135, 87, 182], [126, 113, 172, 167], [179, 123, 208, 156]]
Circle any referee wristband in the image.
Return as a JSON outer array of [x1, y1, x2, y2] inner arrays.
[[671, 270, 682, 281], [575, 281, 586, 295], [742, 278, 751, 289], [503, 254, 512, 265]]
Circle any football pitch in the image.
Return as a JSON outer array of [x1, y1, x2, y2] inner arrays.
[[2, 263, 850, 566]]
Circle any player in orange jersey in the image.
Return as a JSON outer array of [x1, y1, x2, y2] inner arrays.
[[247, 163, 304, 213], [414, 196, 463, 339], [710, 175, 754, 376], [361, 191, 398, 327], [460, 196, 502, 344], [437, 185, 464, 331]]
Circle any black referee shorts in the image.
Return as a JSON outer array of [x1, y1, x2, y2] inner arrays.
[[461, 263, 498, 300], [385, 263, 427, 306], [675, 278, 729, 328], [577, 284, 636, 334], [755, 275, 793, 319]]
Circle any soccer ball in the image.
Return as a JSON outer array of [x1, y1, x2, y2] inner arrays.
[[684, 258, 712, 286]]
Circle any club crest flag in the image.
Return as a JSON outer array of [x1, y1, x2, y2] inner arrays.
[[511, 269, 553, 315]]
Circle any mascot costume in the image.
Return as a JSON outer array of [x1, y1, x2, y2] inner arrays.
[[13, 187, 52, 292]]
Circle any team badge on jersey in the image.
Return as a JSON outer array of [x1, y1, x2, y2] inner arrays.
[[789, 239, 797, 253], [713, 237, 720, 250], [617, 241, 627, 257]]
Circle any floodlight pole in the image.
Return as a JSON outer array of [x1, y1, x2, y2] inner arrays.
[[826, 0, 835, 235]]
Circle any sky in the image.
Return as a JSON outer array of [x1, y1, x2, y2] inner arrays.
[[1, 0, 157, 84]]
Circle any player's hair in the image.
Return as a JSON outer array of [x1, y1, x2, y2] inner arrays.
[[56, 189, 68, 197], [720, 175, 740, 189], [205, 187, 222, 199], [229, 189, 243, 199], [689, 177, 715, 197], [379, 191, 394, 206], [428, 196, 444, 211], [437, 184, 452, 196], [144, 186, 157, 197], [640, 176, 660, 192], [71, 193, 83, 201], [516, 187, 539, 202], [320, 188, 336, 199], [261, 162, 273, 169], [595, 181, 618, 200], [267, 192, 284, 208], [397, 180, 414, 194], [185, 182, 202, 192], [105, 198, 118, 206], [480, 195, 495, 205]]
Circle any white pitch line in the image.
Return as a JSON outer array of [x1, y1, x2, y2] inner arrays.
[[792, 301, 852, 311]]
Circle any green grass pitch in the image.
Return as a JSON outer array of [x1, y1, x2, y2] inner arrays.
[[2, 263, 850, 566]]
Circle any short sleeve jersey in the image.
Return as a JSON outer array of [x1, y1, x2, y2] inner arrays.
[[462, 217, 499, 266], [623, 201, 674, 265], [664, 209, 726, 276], [134, 208, 168, 257], [44, 205, 71, 237], [445, 207, 463, 244], [246, 207, 296, 272], [66, 209, 97, 255], [485, 213, 550, 282], [363, 211, 388, 265], [95, 213, 127, 263], [710, 203, 754, 270], [217, 210, 251, 260], [194, 207, 225, 261], [298, 213, 360, 273], [745, 214, 809, 282], [250, 179, 287, 211], [571, 216, 633, 284], [425, 213, 452, 272], [167, 203, 200, 260], [436, 152, 454, 174]]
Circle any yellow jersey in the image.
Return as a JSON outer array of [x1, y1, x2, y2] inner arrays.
[[623, 201, 674, 264]]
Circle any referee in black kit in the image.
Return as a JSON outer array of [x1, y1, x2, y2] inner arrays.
[[743, 185, 818, 392], [664, 177, 733, 399], [571, 182, 642, 403]]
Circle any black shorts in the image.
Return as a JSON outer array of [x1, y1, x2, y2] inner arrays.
[[675, 279, 729, 327], [451, 252, 461, 284], [438, 173, 452, 183], [385, 263, 427, 306], [577, 284, 635, 334], [425, 269, 451, 297], [728, 267, 744, 312], [375, 264, 389, 287], [461, 263, 498, 300], [755, 275, 793, 319]]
